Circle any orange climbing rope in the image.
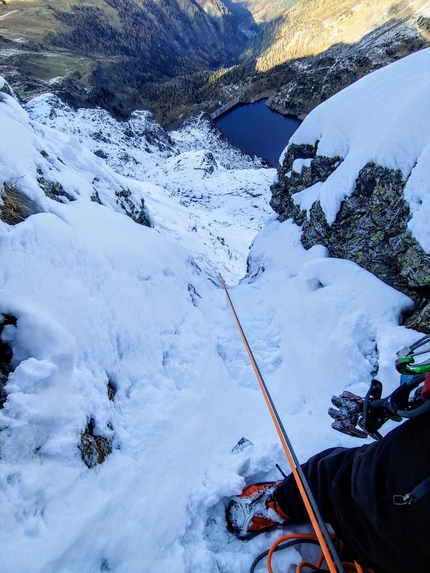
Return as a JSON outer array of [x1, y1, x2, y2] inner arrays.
[[264, 532, 372, 573], [267, 533, 334, 573], [222, 282, 345, 573]]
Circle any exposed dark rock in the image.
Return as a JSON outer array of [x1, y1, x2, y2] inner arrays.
[[90, 190, 103, 205], [91, 131, 110, 144], [270, 143, 341, 221], [195, 151, 218, 175], [188, 284, 202, 307], [0, 314, 17, 408], [107, 380, 116, 401], [37, 172, 74, 203], [271, 147, 430, 332], [94, 149, 108, 159], [405, 300, 430, 332], [0, 79, 12, 96], [79, 419, 113, 468], [417, 15, 430, 32], [231, 437, 253, 453], [115, 188, 151, 227]]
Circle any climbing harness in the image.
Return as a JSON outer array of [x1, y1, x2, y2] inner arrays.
[[222, 282, 347, 573], [329, 335, 430, 440]]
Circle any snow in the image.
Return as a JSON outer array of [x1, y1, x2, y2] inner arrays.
[[281, 48, 430, 240], [25, 97, 274, 283], [292, 158, 312, 173], [292, 182, 323, 219], [0, 49, 427, 573], [403, 142, 430, 252]]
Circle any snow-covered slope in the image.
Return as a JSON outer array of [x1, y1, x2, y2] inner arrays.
[[25, 96, 274, 283], [0, 90, 153, 224], [0, 50, 427, 573]]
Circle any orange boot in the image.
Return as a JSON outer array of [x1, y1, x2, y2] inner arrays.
[[226, 481, 290, 539]]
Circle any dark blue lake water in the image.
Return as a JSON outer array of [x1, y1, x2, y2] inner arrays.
[[214, 99, 301, 167]]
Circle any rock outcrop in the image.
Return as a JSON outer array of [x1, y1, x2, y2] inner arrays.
[[79, 419, 113, 469], [271, 144, 430, 331]]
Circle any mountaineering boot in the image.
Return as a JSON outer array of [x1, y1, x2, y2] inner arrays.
[[226, 481, 290, 539]]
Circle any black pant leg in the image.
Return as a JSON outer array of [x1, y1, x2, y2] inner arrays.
[[274, 446, 360, 528]]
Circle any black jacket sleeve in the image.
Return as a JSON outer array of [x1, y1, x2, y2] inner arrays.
[[275, 410, 430, 573]]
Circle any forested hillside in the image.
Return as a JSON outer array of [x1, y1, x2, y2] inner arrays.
[[49, 0, 244, 72], [1, 0, 429, 123], [228, 0, 302, 24], [0, 0, 250, 118]]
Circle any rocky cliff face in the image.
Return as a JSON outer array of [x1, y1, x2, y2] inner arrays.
[[271, 144, 430, 331]]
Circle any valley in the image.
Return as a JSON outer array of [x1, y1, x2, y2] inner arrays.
[[0, 0, 429, 125], [0, 0, 250, 118]]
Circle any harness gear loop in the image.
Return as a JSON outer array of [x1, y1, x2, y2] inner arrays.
[[222, 282, 346, 573]]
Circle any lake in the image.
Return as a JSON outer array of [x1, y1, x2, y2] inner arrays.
[[214, 99, 301, 167]]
